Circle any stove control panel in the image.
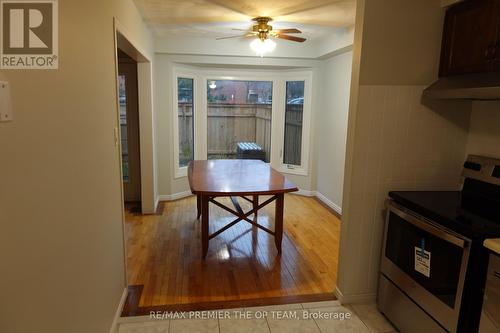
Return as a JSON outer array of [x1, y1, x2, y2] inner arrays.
[[492, 166, 500, 179], [463, 155, 500, 186]]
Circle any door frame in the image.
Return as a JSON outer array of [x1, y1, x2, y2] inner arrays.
[[113, 18, 157, 290], [113, 18, 157, 215]]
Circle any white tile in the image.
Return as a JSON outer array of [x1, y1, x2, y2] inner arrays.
[[266, 309, 320, 333], [350, 303, 395, 333], [117, 315, 155, 324], [118, 320, 170, 333], [115, 303, 399, 333], [219, 318, 270, 333], [169, 319, 218, 333], [308, 306, 369, 333], [245, 303, 302, 312], [211, 308, 245, 319]]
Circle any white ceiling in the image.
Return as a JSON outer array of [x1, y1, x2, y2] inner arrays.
[[153, 22, 342, 41], [134, 0, 356, 40]]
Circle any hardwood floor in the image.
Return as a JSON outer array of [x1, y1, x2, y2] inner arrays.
[[124, 194, 341, 308]]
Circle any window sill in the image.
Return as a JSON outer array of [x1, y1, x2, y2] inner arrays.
[[278, 165, 308, 177], [174, 167, 188, 179]]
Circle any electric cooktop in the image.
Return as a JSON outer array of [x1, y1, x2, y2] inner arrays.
[[389, 155, 500, 240]]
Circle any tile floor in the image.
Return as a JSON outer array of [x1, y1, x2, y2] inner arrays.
[[117, 301, 397, 333]]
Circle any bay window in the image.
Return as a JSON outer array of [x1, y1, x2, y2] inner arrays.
[[172, 68, 312, 178]]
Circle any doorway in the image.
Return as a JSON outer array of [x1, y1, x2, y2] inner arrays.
[[118, 50, 141, 203]]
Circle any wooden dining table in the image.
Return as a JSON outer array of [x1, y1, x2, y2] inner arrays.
[[188, 159, 298, 258]]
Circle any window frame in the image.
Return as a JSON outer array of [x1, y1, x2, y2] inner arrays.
[[172, 67, 313, 178], [277, 73, 313, 176], [172, 69, 198, 178], [200, 74, 278, 163]]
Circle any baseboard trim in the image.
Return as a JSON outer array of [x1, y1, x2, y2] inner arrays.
[[293, 190, 342, 218], [109, 287, 128, 333], [315, 192, 342, 216], [156, 189, 342, 220], [154, 196, 160, 213], [294, 189, 316, 197], [335, 286, 376, 304], [158, 191, 193, 202]]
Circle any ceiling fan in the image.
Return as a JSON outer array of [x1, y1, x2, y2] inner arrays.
[[217, 16, 306, 43], [217, 17, 306, 56]]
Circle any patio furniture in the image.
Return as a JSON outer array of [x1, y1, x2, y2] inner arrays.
[[236, 142, 266, 161]]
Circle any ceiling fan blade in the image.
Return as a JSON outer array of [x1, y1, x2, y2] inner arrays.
[[216, 35, 245, 40], [216, 33, 257, 40], [230, 29, 258, 36], [273, 28, 302, 34], [276, 34, 306, 42]]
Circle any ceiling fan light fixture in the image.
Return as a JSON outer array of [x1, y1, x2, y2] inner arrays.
[[209, 81, 217, 89], [250, 38, 276, 57]]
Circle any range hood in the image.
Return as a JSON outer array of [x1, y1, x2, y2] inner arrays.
[[423, 73, 500, 100]]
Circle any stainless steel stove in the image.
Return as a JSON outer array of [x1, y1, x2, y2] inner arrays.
[[378, 155, 500, 333]]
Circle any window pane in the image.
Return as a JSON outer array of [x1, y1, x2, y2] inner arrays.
[[118, 74, 129, 182], [283, 81, 304, 166], [178, 78, 194, 167], [207, 80, 272, 162]]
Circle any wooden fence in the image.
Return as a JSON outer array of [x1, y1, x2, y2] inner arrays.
[[283, 105, 303, 166], [178, 103, 302, 164]]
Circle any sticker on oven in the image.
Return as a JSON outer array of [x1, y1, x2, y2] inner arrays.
[[414, 247, 431, 278]]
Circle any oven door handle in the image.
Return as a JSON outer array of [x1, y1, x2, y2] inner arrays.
[[389, 202, 467, 248]]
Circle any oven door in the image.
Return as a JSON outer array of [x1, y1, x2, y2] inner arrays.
[[381, 201, 471, 333]]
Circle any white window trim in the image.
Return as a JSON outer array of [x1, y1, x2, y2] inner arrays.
[[276, 73, 313, 176], [171, 66, 313, 178], [172, 68, 197, 178]]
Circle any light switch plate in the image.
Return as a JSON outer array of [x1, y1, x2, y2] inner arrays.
[[0, 81, 13, 122]]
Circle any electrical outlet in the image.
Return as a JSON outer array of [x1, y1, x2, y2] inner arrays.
[[0, 81, 13, 122]]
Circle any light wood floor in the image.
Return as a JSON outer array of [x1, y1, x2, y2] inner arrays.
[[124, 194, 341, 307]]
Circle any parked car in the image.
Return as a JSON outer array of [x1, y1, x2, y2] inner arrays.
[[288, 97, 304, 105]]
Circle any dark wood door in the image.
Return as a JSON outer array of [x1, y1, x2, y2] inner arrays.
[[118, 53, 142, 202], [440, 0, 500, 76]]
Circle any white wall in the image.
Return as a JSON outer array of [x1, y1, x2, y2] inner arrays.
[[341, 85, 470, 301], [338, 0, 472, 303], [0, 0, 153, 332], [315, 50, 353, 212], [466, 101, 500, 158], [154, 54, 327, 198]]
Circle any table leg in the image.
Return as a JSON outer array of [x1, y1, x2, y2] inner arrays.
[[197, 194, 202, 220], [253, 195, 258, 222], [252, 195, 259, 251], [201, 195, 209, 258], [274, 193, 284, 254]]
